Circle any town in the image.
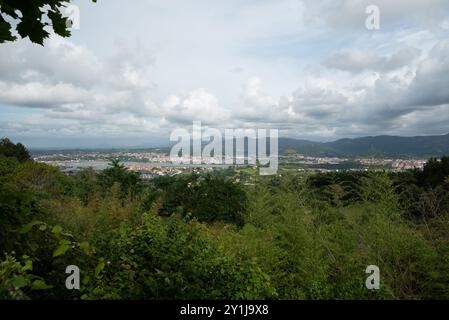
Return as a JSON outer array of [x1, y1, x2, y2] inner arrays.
[[32, 149, 428, 178]]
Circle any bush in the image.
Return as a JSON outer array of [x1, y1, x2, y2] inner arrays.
[[155, 173, 247, 226], [0, 138, 31, 162], [2, 142, 449, 300], [84, 213, 276, 299]]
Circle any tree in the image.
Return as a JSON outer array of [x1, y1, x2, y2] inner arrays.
[[156, 173, 247, 226], [0, 138, 31, 162], [418, 157, 449, 187], [97, 159, 142, 198], [0, 0, 96, 45]]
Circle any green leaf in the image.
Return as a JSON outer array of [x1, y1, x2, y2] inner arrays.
[[59, 239, 71, 245], [22, 260, 33, 272], [16, 18, 49, 45], [53, 244, 70, 257], [95, 261, 105, 277], [0, 14, 16, 43], [19, 221, 42, 234], [12, 276, 28, 289], [48, 10, 70, 36], [31, 280, 53, 290], [80, 241, 93, 255], [52, 225, 63, 235]]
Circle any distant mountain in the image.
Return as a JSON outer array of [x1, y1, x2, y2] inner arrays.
[[29, 133, 449, 159], [279, 133, 449, 158]]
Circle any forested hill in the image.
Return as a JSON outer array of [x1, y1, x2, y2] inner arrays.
[[280, 133, 449, 158], [24, 133, 449, 158]]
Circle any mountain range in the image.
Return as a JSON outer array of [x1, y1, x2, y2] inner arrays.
[[279, 133, 449, 158], [28, 133, 449, 159]]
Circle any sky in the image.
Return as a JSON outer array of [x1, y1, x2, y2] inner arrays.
[[1, 0, 449, 148]]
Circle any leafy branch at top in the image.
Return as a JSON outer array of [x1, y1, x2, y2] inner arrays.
[[0, 0, 97, 45]]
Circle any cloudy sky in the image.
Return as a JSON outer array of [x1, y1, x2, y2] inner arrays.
[[1, 0, 449, 148]]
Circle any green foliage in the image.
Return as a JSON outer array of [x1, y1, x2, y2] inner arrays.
[[0, 0, 97, 45], [155, 173, 247, 226], [1, 140, 449, 300], [0, 138, 31, 162], [0, 157, 36, 254], [393, 158, 449, 221], [417, 157, 449, 187], [307, 171, 369, 206], [0, 254, 52, 299], [83, 213, 275, 299], [97, 160, 142, 199], [61, 168, 99, 204]]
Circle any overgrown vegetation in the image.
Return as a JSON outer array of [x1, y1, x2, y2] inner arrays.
[[1, 139, 449, 299]]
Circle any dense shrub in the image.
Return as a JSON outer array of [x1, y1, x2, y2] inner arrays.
[[0, 138, 31, 162], [83, 213, 276, 299], [1, 145, 449, 300], [154, 173, 247, 226]]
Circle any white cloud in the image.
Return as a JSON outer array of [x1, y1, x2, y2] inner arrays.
[[233, 40, 449, 138], [324, 47, 421, 73], [302, 0, 449, 30], [162, 89, 231, 124], [1, 0, 449, 146], [0, 82, 89, 108]]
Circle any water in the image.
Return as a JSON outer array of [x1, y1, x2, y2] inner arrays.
[[51, 161, 238, 172]]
